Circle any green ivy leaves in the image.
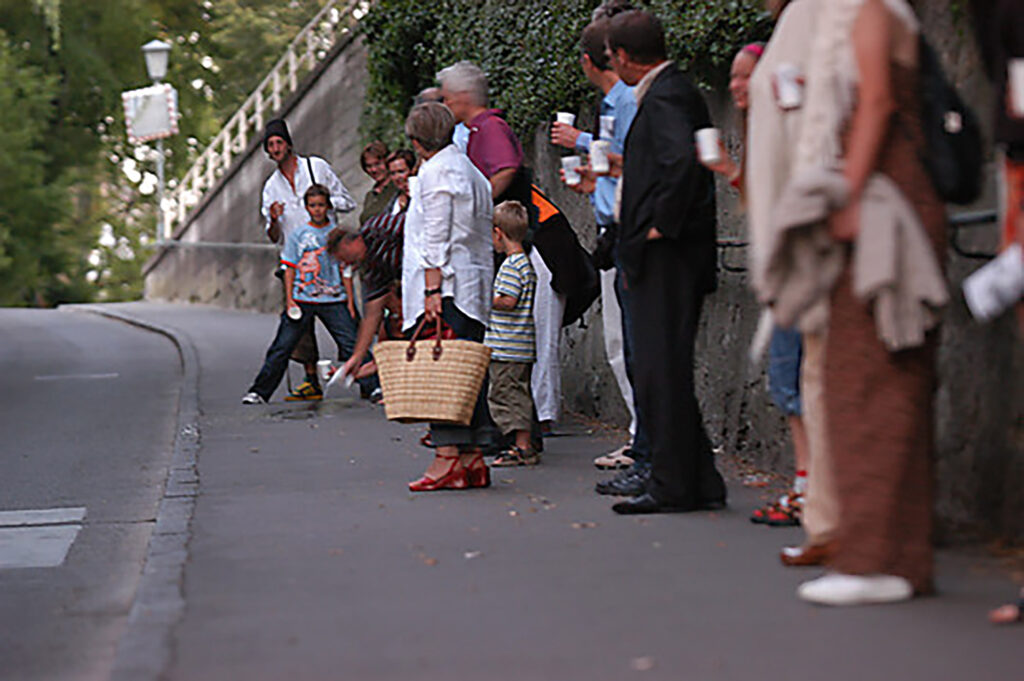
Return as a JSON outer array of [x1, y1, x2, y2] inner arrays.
[[360, 0, 771, 148]]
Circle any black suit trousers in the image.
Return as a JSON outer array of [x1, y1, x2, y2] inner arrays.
[[628, 240, 725, 506]]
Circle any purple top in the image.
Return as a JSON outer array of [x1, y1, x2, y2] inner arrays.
[[466, 109, 523, 180]]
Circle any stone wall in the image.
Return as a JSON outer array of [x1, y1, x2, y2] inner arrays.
[[522, 3, 1022, 541], [145, 5, 1022, 541]]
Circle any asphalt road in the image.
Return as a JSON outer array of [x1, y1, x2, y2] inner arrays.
[[106, 303, 1024, 681], [1, 303, 1019, 680], [0, 308, 180, 681]]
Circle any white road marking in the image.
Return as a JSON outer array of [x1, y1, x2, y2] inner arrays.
[[0, 526, 81, 568], [34, 373, 119, 381], [0, 507, 86, 569], [0, 507, 87, 527]]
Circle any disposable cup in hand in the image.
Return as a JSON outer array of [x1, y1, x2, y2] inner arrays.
[[561, 155, 582, 185], [317, 359, 333, 383], [556, 112, 576, 126], [590, 140, 611, 174], [287, 304, 302, 320], [599, 115, 615, 140], [324, 364, 355, 395], [1009, 59, 1024, 118], [775, 63, 803, 109], [695, 128, 722, 165]]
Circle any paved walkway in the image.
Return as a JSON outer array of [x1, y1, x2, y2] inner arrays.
[[97, 302, 1019, 681]]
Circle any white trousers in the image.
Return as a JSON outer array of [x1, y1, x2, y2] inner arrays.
[[600, 268, 637, 437], [529, 249, 566, 423]]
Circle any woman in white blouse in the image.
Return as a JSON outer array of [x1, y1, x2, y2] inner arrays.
[[402, 102, 495, 491]]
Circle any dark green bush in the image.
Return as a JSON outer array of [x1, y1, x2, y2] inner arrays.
[[360, 0, 772, 148]]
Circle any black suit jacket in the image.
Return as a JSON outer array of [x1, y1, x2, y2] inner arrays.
[[618, 63, 718, 292]]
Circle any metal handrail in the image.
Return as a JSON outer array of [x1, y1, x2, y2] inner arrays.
[[949, 210, 998, 260], [714, 209, 1000, 274], [163, 0, 371, 235], [717, 239, 748, 274]]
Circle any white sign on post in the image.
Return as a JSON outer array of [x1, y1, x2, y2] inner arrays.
[[122, 83, 179, 144]]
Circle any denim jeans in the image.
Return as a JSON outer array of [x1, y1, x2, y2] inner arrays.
[[614, 265, 651, 467], [248, 302, 378, 400], [768, 325, 802, 416]]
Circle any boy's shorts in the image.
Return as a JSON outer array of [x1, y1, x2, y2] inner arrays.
[[487, 361, 534, 435]]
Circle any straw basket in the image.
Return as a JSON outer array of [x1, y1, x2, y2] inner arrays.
[[374, 318, 491, 425]]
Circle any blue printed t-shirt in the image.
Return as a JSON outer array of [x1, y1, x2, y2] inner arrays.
[[281, 221, 347, 304], [484, 252, 536, 362]]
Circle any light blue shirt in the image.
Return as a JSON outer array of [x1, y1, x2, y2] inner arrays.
[[452, 122, 470, 153], [574, 79, 637, 227], [281, 220, 347, 304]]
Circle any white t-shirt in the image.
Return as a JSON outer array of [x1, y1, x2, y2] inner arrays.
[[260, 155, 356, 247]]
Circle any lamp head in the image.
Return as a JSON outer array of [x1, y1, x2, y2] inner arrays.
[[142, 39, 172, 82]]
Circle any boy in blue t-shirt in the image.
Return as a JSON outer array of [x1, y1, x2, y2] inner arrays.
[[485, 201, 539, 466], [242, 185, 377, 404]]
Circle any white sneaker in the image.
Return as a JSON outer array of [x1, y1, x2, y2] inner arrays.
[[241, 391, 266, 405], [797, 572, 913, 606]]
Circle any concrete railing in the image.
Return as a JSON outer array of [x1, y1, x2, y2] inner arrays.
[[163, 0, 371, 234]]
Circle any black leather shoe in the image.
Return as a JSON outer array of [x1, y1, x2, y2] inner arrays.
[[595, 468, 649, 496], [611, 493, 727, 515], [611, 493, 692, 515]]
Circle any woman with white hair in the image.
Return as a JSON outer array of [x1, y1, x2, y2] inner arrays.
[[401, 101, 496, 491]]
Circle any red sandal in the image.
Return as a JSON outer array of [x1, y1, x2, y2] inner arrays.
[[408, 455, 468, 492], [464, 454, 491, 489]]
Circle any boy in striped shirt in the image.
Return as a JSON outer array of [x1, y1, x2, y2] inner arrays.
[[485, 201, 539, 466]]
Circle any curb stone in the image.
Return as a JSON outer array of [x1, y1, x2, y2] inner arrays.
[[63, 304, 200, 681]]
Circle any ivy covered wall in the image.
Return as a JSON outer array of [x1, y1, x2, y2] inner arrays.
[[359, 0, 771, 146]]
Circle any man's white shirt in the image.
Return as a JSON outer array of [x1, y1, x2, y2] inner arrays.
[[261, 155, 355, 246]]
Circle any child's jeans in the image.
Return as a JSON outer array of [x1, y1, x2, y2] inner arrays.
[[248, 302, 377, 399]]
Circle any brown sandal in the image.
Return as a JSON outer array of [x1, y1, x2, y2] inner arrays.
[[491, 446, 540, 467]]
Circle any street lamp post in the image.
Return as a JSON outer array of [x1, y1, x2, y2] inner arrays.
[[142, 40, 172, 242]]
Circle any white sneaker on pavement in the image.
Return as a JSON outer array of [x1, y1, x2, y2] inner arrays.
[[241, 391, 266, 405], [797, 572, 913, 606], [593, 445, 635, 470]]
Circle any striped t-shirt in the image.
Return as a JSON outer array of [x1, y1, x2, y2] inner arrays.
[[485, 252, 536, 362]]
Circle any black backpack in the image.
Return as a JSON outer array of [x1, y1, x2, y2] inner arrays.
[[916, 35, 984, 205]]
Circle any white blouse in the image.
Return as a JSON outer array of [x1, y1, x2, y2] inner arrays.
[[402, 144, 494, 331]]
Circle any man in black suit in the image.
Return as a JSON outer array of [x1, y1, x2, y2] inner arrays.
[[606, 10, 726, 514]]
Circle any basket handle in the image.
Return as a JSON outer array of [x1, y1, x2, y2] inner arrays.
[[406, 316, 444, 362]]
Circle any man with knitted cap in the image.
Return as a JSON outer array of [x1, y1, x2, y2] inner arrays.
[[251, 118, 356, 403]]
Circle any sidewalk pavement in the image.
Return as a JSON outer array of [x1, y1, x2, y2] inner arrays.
[[98, 302, 1019, 681]]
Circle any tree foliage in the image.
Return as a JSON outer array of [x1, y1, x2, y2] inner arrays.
[[0, 0, 324, 306], [360, 0, 772, 147]]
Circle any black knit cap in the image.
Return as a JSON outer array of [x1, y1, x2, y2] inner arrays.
[[263, 119, 292, 152]]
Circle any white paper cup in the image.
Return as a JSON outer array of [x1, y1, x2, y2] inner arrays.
[[317, 359, 333, 383], [590, 140, 611, 173], [695, 128, 722, 165], [599, 115, 615, 140], [1009, 59, 1024, 119], [775, 63, 803, 109], [556, 112, 576, 126], [561, 155, 582, 185], [287, 305, 302, 321]]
